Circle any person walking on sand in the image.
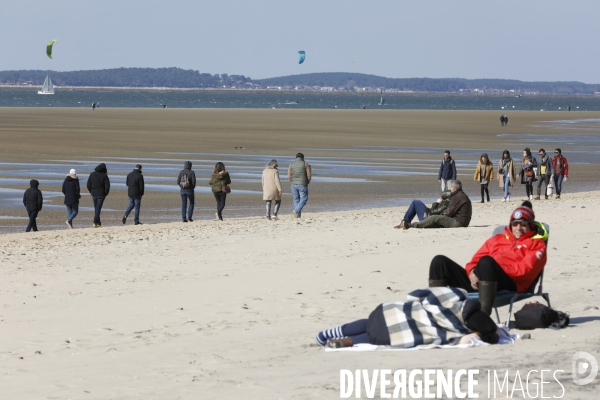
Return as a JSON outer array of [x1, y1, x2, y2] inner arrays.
[[87, 163, 110, 228], [92, 102, 96, 111], [177, 161, 197, 222], [497, 150, 516, 202], [534, 149, 552, 200], [123, 164, 145, 225], [500, 115, 505, 126], [551, 148, 569, 199], [437, 150, 456, 192], [62, 169, 80, 229], [209, 162, 231, 221], [288, 153, 311, 218], [262, 159, 282, 220], [474, 153, 493, 203], [23, 180, 43, 232], [518, 148, 537, 201]]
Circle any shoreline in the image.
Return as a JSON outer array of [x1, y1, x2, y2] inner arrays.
[[2, 85, 600, 97]]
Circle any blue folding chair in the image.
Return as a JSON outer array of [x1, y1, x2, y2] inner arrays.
[[468, 223, 550, 327]]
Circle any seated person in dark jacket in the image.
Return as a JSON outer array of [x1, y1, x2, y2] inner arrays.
[[407, 180, 472, 229], [394, 191, 452, 229]]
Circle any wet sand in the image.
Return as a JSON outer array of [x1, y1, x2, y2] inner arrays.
[[1, 108, 599, 233]]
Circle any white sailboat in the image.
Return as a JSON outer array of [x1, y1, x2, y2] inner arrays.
[[38, 74, 55, 95]]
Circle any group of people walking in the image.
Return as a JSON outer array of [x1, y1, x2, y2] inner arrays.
[[479, 147, 568, 203], [21, 153, 313, 232]]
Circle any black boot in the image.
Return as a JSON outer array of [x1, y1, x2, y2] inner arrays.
[[478, 281, 497, 316], [428, 279, 447, 287]]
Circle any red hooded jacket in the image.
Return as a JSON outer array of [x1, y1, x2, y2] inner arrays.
[[465, 225, 547, 292]]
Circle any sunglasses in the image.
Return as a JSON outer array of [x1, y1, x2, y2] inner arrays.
[[554, 152, 559, 154], [511, 220, 530, 228]]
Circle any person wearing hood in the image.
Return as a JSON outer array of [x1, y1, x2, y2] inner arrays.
[[262, 159, 282, 220], [437, 150, 457, 192], [23, 180, 43, 232], [86, 163, 110, 228], [427, 202, 548, 315], [62, 169, 81, 229], [123, 164, 145, 225], [177, 161, 197, 222], [209, 162, 231, 221]]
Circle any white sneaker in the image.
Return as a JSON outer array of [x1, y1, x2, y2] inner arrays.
[[529, 195, 533, 200], [507, 195, 510, 201], [502, 198, 506, 202]]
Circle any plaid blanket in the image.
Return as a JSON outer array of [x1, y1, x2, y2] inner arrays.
[[383, 287, 472, 348]]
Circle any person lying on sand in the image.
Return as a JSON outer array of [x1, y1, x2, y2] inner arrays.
[[398, 180, 472, 229], [428, 201, 548, 316], [315, 287, 499, 349], [394, 190, 452, 229]]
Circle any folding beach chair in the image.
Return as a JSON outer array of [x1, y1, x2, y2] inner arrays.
[[468, 223, 551, 327]]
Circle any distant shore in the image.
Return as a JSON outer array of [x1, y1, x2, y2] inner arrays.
[[2, 85, 600, 98]]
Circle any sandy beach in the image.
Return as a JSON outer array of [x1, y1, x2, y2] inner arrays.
[[1, 189, 599, 398], [1, 108, 600, 233]]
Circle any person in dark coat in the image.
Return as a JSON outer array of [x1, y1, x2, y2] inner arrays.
[[123, 164, 145, 225], [23, 180, 43, 232], [177, 161, 197, 222], [86, 163, 110, 228], [62, 169, 81, 229]]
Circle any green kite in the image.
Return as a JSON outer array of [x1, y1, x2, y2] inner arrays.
[[46, 39, 58, 59]]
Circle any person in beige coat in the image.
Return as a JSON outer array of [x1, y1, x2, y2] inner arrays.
[[474, 153, 494, 203], [262, 160, 282, 220], [497, 150, 516, 202]]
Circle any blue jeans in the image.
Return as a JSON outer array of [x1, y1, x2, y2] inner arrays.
[[66, 204, 79, 223], [180, 190, 195, 221], [291, 184, 309, 216], [403, 200, 428, 223], [503, 174, 511, 199], [92, 196, 105, 225], [125, 196, 141, 223], [26, 210, 39, 232], [553, 174, 563, 195]]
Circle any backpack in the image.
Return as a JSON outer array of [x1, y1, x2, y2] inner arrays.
[[179, 172, 190, 189]]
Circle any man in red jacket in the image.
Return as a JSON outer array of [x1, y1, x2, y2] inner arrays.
[[428, 203, 548, 315]]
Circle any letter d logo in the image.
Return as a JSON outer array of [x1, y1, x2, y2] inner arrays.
[[572, 351, 598, 385]]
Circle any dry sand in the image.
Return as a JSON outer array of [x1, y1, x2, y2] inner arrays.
[[1, 190, 599, 398]]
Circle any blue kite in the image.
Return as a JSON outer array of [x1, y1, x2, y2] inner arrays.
[[298, 50, 305, 64]]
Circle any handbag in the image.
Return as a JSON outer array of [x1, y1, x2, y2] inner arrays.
[[546, 180, 554, 196], [222, 184, 231, 194], [514, 302, 569, 330]]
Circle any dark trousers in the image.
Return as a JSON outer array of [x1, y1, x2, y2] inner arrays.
[[429, 255, 517, 292], [554, 174, 564, 195], [537, 175, 550, 197], [180, 190, 194, 221], [525, 181, 534, 197], [213, 192, 227, 219], [403, 200, 428, 222], [125, 196, 141, 223], [92, 196, 105, 225], [26, 210, 39, 232], [480, 183, 489, 201]]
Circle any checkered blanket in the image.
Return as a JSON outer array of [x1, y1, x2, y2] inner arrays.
[[383, 287, 472, 348]]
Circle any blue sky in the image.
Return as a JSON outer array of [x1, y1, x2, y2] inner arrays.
[[1, 0, 599, 83]]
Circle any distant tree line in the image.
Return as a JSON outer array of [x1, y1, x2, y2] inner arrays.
[[1, 68, 599, 94], [0, 68, 251, 88]]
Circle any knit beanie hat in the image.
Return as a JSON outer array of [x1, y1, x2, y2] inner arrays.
[[69, 169, 77, 175], [510, 205, 535, 230]]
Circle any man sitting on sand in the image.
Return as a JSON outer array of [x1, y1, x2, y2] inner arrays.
[[428, 202, 548, 315], [399, 180, 472, 229], [394, 190, 452, 229]]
